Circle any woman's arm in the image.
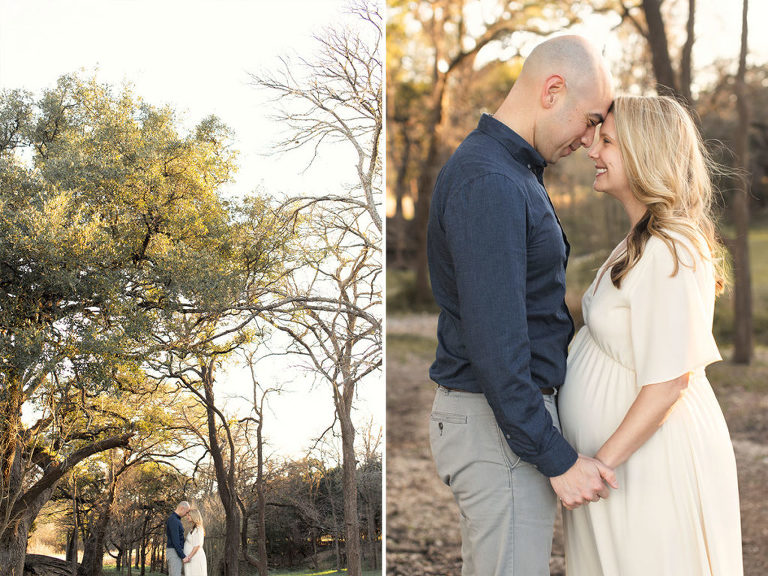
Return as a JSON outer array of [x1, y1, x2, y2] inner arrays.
[[184, 545, 201, 562], [595, 373, 689, 469]]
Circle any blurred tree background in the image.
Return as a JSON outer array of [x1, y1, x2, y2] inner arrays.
[[386, 0, 768, 360]]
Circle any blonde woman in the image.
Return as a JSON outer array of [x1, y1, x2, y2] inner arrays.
[[182, 509, 207, 576], [558, 95, 743, 575]]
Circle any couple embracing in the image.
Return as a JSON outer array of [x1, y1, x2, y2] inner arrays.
[[166, 501, 208, 576], [427, 35, 743, 575]]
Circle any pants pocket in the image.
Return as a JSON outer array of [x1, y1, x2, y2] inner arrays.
[[495, 425, 522, 471], [429, 411, 468, 486], [430, 411, 468, 426]]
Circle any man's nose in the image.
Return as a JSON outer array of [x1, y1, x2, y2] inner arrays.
[[581, 125, 597, 147]]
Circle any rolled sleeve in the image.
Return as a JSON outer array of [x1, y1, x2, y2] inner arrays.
[[443, 173, 577, 477]]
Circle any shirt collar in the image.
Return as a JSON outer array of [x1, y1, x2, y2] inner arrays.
[[477, 113, 546, 178]]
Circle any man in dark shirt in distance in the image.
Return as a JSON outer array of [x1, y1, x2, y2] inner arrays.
[[166, 500, 190, 575], [427, 35, 617, 575]]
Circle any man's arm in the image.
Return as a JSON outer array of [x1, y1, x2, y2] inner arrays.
[[443, 173, 575, 475], [168, 517, 186, 558]]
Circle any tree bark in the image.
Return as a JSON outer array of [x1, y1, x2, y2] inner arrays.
[[640, 0, 679, 97], [255, 416, 268, 576], [139, 513, 149, 576], [240, 388, 269, 576], [24, 554, 77, 576], [680, 0, 696, 103], [80, 456, 120, 576], [201, 359, 241, 576], [0, 527, 28, 576], [70, 476, 78, 575], [732, 0, 753, 364], [366, 496, 379, 569], [338, 407, 361, 576]]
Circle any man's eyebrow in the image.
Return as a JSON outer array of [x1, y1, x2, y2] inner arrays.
[[588, 113, 604, 124]]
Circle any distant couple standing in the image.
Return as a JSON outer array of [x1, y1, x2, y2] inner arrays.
[[166, 501, 207, 576], [427, 35, 743, 575]]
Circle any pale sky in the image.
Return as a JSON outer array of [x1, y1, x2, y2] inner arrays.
[[0, 0, 383, 460]]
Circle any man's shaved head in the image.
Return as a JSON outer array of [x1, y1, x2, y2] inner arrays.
[[494, 35, 613, 164], [518, 35, 611, 95]]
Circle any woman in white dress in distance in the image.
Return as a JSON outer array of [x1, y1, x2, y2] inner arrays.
[[183, 508, 207, 576], [558, 95, 743, 575]]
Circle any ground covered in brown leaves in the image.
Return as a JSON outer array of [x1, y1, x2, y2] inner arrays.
[[386, 314, 768, 576]]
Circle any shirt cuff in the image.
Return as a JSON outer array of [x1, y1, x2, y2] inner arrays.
[[522, 428, 578, 477]]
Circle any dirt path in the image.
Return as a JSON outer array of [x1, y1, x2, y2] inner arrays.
[[386, 314, 768, 575]]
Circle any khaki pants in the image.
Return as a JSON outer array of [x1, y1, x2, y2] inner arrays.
[[167, 548, 184, 576], [429, 386, 560, 576]]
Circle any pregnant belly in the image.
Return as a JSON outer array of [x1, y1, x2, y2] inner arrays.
[[559, 328, 639, 455]]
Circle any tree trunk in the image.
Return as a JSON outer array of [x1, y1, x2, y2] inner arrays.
[[339, 411, 361, 576], [641, 0, 680, 98], [732, 0, 753, 364], [140, 513, 149, 576], [240, 401, 268, 575], [680, 0, 696, 103], [412, 75, 448, 303], [71, 476, 78, 576], [24, 555, 77, 576], [366, 497, 379, 569], [310, 527, 319, 570], [80, 461, 119, 576], [0, 524, 28, 576], [66, 529, 77, 563], [201, 359, 241, 576], [255, 418, 268, 576]]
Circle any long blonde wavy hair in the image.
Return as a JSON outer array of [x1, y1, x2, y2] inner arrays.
[[606, 95, 726, 294], [188, 508, 205, 535]]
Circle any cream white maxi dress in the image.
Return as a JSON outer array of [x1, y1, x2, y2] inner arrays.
[[559, 234, 743, 576], [183, 527, 207, 576]]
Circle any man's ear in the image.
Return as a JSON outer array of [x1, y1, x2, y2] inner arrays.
[[541, 74, 566, 109]]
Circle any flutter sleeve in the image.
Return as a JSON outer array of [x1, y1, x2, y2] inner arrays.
[[628, 236, 721, 387]]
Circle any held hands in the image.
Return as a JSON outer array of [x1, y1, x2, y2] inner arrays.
[[183, 556, 190, 563], [550, 454, 618, 510]]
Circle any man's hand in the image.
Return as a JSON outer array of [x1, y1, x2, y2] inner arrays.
[[550, 454, 618, 510], [183, 556, 190, 563]]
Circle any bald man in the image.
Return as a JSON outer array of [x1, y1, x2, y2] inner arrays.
[[166, 501, 190, 576], [427, 36, 617, 575]]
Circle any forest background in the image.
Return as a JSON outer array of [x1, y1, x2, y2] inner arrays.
[[0, 1, 383, 576], [386, 1, 768, 574]]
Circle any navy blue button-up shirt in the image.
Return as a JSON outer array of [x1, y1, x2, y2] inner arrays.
[[427, 113, 577, 477], [166, 512, 185, 558]]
